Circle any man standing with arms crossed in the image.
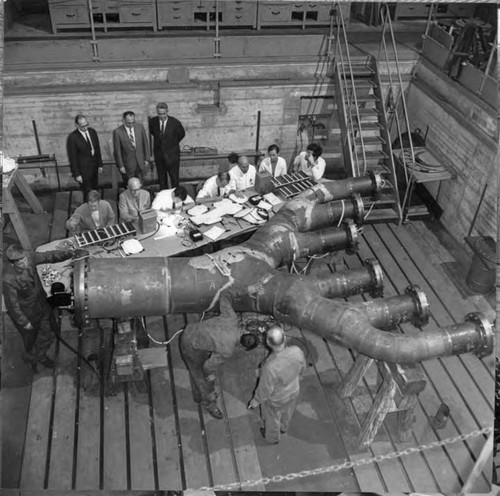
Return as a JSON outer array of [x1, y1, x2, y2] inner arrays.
[[149, 102, 186, 190]]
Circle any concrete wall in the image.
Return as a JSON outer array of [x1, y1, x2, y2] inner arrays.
[[405, 61, 497, 243]]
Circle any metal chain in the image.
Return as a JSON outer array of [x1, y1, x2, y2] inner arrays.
[[195, 426, 493, 492]]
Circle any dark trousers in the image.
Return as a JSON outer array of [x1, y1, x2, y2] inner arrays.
[[14, 306, 57, 362], [120, 164, 144, 187], [179, 333, 216, 407], [81, 170, 99, 202], [262, 393, 299, 444], [154, 151, 180, 190]]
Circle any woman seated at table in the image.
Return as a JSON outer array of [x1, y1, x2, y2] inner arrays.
[[66, 189, 116, 233], [292, 143, 326, 181], [259, 144, 287, 178], [152, 185, 194, 212], [196, 171, 231, 201]]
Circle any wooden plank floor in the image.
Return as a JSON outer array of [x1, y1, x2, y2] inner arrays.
[[2, 191, 495, 492]]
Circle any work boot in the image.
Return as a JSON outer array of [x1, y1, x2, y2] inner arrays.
[[204, 402, 223, 419], [39, 356, 56, 369], [260, 427, 279, 445]]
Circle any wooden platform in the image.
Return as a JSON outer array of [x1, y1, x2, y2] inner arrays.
[[2, 190, 496, 492]]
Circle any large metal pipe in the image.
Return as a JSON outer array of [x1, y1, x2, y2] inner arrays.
[[307, 259, 384, 298], [299, 171, 382, 203], [255, 273, 494, 362]]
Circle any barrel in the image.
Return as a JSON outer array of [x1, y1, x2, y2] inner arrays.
[[466, 237, 497, 294]]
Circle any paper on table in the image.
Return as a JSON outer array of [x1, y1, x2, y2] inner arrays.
[[257, 200, 273, 211], [229, 193, 248, 204], [204, 225, 226, 241], [263, 192, 281, 206]]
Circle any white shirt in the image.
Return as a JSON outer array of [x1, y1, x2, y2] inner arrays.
[[228, 164, 256, 191], [196, 175, 231, 200], [293, 151, 326, 181], [152, 188, 194, 211], [259, 156, 287, 177], [90, 210, 101, 228]]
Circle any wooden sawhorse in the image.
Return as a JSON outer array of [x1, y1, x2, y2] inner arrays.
[[3, 168, 44, 250], [340, 354, 427, 446]]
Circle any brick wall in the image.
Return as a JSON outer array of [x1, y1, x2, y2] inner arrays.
[[405, 81, 497, 243]]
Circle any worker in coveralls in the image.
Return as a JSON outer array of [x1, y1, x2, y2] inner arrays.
[[3, 244, 74, 370], [179, 290, 239, 419], [247, 324, 306, 444]]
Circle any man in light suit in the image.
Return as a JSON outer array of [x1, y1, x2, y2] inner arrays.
[[67, 114, 103, 202], [113, 111, 151, 186], [149, 102, 186, 190], [118, 177, 151, 224]]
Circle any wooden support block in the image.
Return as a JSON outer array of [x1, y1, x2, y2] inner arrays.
[[340, 353, 374, 398], [357, 374, 397, 447]]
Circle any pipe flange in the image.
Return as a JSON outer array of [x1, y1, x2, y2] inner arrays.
[[350, 193, 365, 226], [345, 222, 359, 255], [369, 171, 383, 200], [405, 285, 430, 327], [73, 258, 90, 328], [365, 259, 384, 298], [465, 312, 494, 358]]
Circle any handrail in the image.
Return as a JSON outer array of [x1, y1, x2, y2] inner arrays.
[[379, 4, 417, 220], [334, 1, 368, 176], [379, 7, 408, 185], [478, 33, 497, 94]]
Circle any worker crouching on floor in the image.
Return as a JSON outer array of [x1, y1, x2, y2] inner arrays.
[[3, 244, 75, 370], [247, 325, 306, 444], [179, 290, 239, 419]]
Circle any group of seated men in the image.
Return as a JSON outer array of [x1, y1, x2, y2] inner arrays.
[[65, 143, 325, 233]]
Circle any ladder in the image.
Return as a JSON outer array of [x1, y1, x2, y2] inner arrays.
[[331, 2, 407, 224]]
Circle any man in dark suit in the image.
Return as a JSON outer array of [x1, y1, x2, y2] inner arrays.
[[113, 111, 151, 186], [67, 114, 103, 202], [149, 102, 186, 190]]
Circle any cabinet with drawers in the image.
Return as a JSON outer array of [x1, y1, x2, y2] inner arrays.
[[222, 1, 257, 28], [158, 0, 221, 30], [257, 1, 347, 29], [393, 2, 475, 21], [48, 0, 156, 32], [48, 0, 90, 32]]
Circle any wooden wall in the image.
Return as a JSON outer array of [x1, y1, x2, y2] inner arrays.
[[405, 60, 497, 243]]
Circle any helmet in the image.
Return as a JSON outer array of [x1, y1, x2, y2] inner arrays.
[[266, 325, 285, 348], [240, 333, 258, 351]]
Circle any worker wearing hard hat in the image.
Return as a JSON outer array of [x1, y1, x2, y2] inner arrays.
[[247, 324, 306, 444]]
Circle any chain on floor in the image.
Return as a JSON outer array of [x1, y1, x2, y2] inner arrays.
[[194, 426, 493, 492]]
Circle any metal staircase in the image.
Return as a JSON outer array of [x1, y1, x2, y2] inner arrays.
[[330, 2, 415, 224]]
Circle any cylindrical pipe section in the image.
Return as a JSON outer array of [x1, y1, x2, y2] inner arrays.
[[73, 256, 227, 324], [300, 172, 382, 203], [362, 285, 429, 328], [289, 224, 359, 260], [309, 259, 383, 298], [258, 275, 493, 362], [307, 194, 365, 232]]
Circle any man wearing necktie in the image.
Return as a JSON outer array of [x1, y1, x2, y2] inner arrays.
[[113, 110, 151, 186], [149, 102, 186, 190], [67, 114, 103, 202]]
